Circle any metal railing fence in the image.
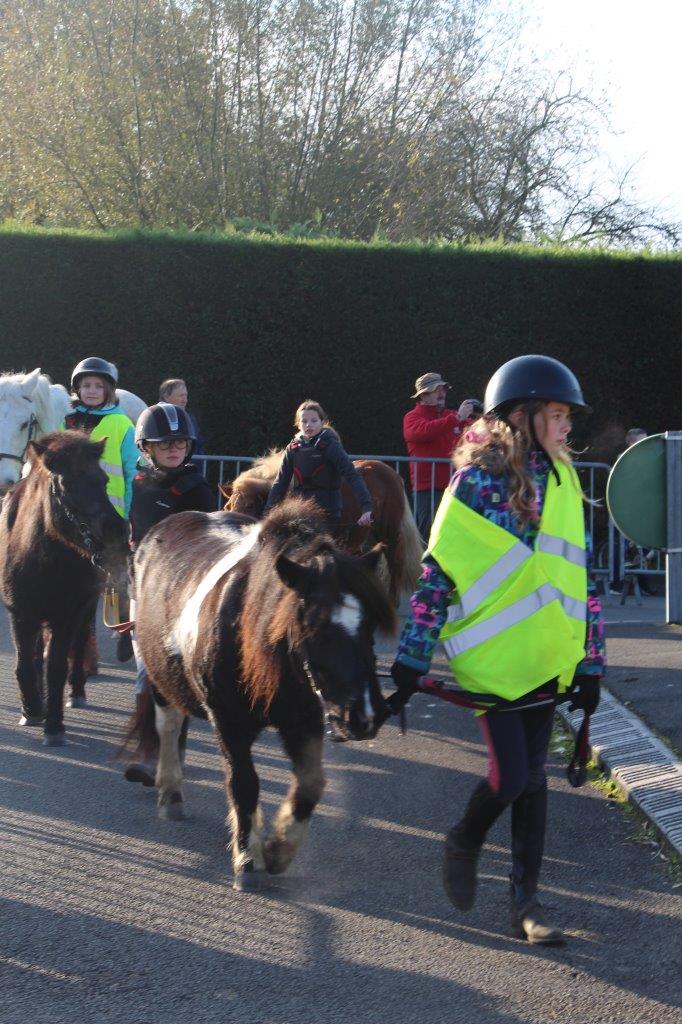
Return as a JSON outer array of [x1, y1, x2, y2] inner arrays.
[[193, 452, 663, 589]]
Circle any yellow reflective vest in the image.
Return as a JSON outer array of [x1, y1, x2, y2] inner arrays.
[[428, 460, 587, 701], [87, 413, 132, 518]]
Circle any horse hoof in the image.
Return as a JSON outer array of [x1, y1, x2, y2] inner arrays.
[[124, 764, 156, 787], [264, 840, 294, 876], [158, 800, 186, 821], [66, 696, 87, 709], [19, 714, 45, 727], [42, 732, 66, 747], [233, 867, 268, 892]]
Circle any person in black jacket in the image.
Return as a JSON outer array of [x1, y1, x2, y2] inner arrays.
[[124, 402, 214, 785], [264, 400, 373, 533]]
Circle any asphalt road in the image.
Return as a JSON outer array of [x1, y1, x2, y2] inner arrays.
[[0, 609, 680, 1024]]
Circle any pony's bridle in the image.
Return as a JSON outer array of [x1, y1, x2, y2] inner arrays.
[[288, 625, 324, 705], [289, 618, 369, 742], [0, 411, 38, 466], [49, 477, 106, 571]]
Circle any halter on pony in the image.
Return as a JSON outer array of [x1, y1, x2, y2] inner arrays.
[[0, 411, 38, 466]]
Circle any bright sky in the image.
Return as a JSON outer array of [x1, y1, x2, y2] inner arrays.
[[524, 0, 682, 223]]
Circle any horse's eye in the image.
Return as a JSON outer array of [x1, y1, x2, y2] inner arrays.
[[20, 420, 29, 431]]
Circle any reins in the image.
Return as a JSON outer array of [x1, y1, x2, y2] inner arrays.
[[0, 411, 38, 465], [386, 673, 591, 788]]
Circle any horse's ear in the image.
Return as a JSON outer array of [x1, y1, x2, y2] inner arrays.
[[275, 553, 316, 594], [26, 439, 47, 465], [361, 543, 387, 574], [21, 368, 42, 400], [91, 437, 107, 458]]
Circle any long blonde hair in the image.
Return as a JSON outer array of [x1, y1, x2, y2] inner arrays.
[[454, 405, 573, 528]]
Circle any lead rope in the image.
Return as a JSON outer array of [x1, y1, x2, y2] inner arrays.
[[387, 674, 590, 787]]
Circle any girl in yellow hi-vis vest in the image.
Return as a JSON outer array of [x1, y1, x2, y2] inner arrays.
[[386, 355, 605, 946], [64, 357, 137, 519]]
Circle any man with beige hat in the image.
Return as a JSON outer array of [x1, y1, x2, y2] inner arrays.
[[403, 372, 475, 540]]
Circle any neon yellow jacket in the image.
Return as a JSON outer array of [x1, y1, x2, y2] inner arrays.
[[429, 461, 587, 701], [63, 406, 136, 518]]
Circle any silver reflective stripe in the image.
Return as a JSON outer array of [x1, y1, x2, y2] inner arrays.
[[444, 582, 563, 658], [101, 461, 124, 477], [108, 494, 125, 509], [560, 594, 586, 620], [537, 532, 586, 568], [446, 542, 531, 623]]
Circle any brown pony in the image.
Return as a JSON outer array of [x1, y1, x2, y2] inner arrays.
[[220, 451, 423, 602], [125, 498, 396, 890], [0, 432, 127, 743]]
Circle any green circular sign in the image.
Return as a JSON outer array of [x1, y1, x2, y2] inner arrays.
[[606, 434, 666, 549]]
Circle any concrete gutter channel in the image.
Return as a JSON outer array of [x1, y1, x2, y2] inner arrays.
[[557, 690, 682, 856]]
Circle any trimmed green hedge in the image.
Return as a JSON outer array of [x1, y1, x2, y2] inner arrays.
[[1, 225, 680, 459]]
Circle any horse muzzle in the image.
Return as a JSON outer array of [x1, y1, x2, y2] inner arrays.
[[325, 690, 388, 742]]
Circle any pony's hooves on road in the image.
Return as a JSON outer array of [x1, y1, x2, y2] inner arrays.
[[42, 732, 66, 747], [19, 714, 45, 727], [233, 868, 268, 892], [158, 800, 186, 820], [263, 842, 294, 875], [66, 696, 87, 709]]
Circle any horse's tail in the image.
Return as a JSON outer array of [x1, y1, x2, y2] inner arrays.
[[395, 489, 425, 597], [118, 686, 159, 762]]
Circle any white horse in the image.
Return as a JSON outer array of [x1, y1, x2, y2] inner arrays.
[[0, 368, 147, 493]]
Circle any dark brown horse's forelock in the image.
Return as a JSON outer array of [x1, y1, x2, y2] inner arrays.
[[239, 501, 396, 711]]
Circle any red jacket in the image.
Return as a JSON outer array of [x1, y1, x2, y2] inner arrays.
[[403, 404, 466, 491]]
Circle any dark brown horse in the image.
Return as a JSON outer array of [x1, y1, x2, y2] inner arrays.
[[0, 431, 127, 744], [126, 497, 396, 890], [220, 451, 424, 603]]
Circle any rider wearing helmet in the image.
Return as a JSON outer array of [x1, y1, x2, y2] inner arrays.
[[130, 402, 214, 549], [124, 403, 215, 787], [385, 354, 605, 945], [64, 357, 136, 519]]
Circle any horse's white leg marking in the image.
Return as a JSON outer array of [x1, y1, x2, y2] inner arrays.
[[168, 524, 262, 656], [266, 737, 325, 874], [230, 804, 266, 872], [154, 702, 186, 817], [271, 799, 312, 861], [331, 593, 362, 635]]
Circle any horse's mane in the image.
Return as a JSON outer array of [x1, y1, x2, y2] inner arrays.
[[231, 474, 270, 500], [240, 498, 395, 709], [228, 450, 282, 511], [247, 449, 284, 481]]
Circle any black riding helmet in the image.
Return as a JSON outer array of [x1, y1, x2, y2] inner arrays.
[[484, 355, 589, 487], [484, 354, 590, 417], [71, 357, 119, 392], [135, 402, 196, 457]]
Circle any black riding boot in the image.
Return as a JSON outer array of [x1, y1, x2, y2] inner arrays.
[[509, 781, 564, 944], [124, 693, 157, 787], [443, 780, 507, 911]]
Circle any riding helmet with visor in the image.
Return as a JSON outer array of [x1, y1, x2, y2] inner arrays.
[[135, 402, 196, 457], [71, 357, 119, 392], [484, 354, 590, 418]]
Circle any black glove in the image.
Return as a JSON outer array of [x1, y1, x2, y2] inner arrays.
[[385, 662, 422, 716], [568, 674, 600, 716]]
